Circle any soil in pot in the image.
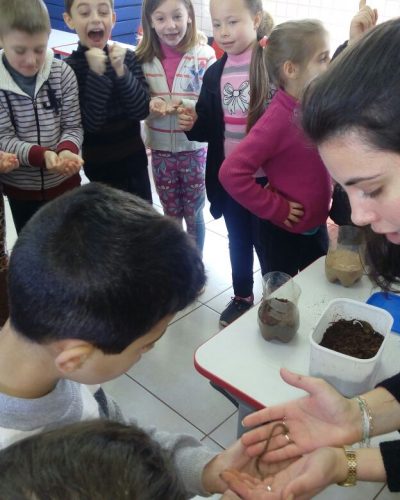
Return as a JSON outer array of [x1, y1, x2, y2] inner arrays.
[[320, 319, 384, 359]]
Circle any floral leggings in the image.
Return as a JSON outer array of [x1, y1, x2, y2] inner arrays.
[[151, 148, 207, 252]]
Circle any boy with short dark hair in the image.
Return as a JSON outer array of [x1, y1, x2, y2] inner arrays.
[[0, 420, 186, 500], [0, 0, 83, 233], [63, 0, 152, 202], [0, 183, 268, 497]]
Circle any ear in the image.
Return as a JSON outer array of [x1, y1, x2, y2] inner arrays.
[[54, 340, 96, 375], [63, 12, 75, 31], [253, 11, 262, 31], [112, 11, 116, 26], [282, 60, 300, 80]]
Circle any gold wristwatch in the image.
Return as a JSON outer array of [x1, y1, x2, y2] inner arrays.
[[337, 446, 357, 487]]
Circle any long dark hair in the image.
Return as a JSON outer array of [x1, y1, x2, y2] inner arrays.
[[302, 19, 400, 290]]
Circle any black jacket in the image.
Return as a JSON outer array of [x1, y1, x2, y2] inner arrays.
[[186, 54, 227, 219], [377, 372, 400, 491], [66, 43, 150, 166]]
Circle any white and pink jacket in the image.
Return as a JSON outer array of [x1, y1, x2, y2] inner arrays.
[[142, 44, 215, 153]]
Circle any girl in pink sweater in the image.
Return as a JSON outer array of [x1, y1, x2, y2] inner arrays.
[[219, 19, 332, 276]]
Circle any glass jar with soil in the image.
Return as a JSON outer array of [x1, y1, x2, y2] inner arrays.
[[258, 272, 301, 343]]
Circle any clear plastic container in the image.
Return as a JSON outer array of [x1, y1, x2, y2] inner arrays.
[[258, 272, 301, 343], [325, 225, 364, 287], [309, 298, 393, 397]]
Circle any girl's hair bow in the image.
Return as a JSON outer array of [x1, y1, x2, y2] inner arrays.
[[259, 35, 269, 48]]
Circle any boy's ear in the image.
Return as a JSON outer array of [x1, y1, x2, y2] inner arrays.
[[63, 12, 75, 31], [54, 340, 95, 374], [283, 60, 299, 80]]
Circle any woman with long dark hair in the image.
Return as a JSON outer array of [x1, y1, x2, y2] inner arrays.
[[222, 18, 400, 499]]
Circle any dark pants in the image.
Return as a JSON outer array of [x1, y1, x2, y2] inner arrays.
[[221, 191, 266, 298], [84, 150, 152, 203], [8, 198, 49, 234], [260, 220, 329, 276]]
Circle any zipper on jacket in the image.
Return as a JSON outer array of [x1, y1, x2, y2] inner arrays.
[[33, 99, 45, 201]]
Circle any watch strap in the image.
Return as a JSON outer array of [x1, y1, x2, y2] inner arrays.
[[337, 446, 357, 487]]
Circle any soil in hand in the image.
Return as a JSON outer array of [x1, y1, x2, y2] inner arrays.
[[320, 319, 384, 359]]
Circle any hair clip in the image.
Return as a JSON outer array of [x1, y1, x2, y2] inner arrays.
[[259, 36, 269, 48]]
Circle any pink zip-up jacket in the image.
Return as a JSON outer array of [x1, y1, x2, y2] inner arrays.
[[219, 89, 331, 234]]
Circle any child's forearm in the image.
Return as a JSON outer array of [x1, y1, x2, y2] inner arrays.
[[115, 72, 150, 120], [114, 56, 150, 120], [80, 71, 113, 131]]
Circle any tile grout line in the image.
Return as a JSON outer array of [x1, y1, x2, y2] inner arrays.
[[124, 372, 223, 438]]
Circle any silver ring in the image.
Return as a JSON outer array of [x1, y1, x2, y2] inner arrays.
[[266, 485, 272, 492]]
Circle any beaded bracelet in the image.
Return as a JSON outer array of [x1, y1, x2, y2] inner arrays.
[[355, 396, 374, 447]]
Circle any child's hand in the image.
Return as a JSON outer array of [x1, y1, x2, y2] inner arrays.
[[58, 150, 84, 176], [109, 43, 127, 77], [349, 0, 378, 44], [44, 150, 61, 171], [150, 97, 169, 117], [284, 201, 304, 228], [0, 152, 19, 173], [177, 106, 197, 131], [150, 98, 181, 117], [45, 150, 83, 176], [85, 47, 107, 75]]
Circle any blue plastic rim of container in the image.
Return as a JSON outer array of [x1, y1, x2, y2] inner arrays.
[[366, 292, 400, 333]]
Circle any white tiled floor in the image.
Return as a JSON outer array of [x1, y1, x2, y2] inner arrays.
[[4, 176, 391, 500]]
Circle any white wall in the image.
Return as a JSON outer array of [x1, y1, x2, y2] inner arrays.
[[194, 0, 400, 55]]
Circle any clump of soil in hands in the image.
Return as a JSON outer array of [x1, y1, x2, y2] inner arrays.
[[258, 298, 299, 342], [320, 319, 384, 359]]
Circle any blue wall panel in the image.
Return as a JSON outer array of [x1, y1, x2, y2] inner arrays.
[[44, 0, 142, 42]]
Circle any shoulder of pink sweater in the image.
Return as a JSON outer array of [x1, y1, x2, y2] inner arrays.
[[250, 93, 293, 134]]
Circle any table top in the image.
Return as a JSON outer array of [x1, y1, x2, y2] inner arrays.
[[49, 29, 79, 49], [195, 256, 400, 410]]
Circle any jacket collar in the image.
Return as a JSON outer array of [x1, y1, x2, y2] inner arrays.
[[75, 41, 109, 55], [0, 48, 54, 96]]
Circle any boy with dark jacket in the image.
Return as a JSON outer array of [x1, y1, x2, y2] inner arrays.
[[63, 0, 152, 202]]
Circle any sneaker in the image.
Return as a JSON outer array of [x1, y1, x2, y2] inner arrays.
[[219, 296, 253, 327]]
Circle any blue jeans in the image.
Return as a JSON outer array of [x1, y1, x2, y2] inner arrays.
[[221, 191, 266, 297]]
